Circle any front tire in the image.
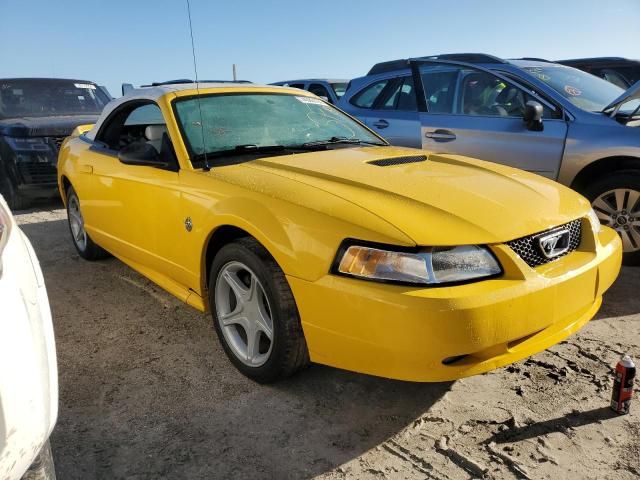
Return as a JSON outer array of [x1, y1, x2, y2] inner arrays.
[[1, 176, 31, 211], [582, 170, 640, 266], [209, 238, 309, 383], [66, 186, 108, 260], [22, 440, 56, 480]]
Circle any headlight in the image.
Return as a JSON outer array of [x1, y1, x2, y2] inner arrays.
[[587, 208, 602, 234], [5, 136, 52, 152], [334, 242, 501, 286]]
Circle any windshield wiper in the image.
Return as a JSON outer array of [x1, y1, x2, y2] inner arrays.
[[301, 136, 386, 147], [193, 138, 387, 167], [194, 144, 287, 162]]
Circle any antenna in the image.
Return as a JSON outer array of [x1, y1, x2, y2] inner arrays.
[[185, 0, 210, 171]]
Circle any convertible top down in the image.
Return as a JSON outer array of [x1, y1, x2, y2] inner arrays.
[[58, 82, 622, 382]]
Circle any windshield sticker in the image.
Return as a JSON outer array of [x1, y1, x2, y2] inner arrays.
[[296, 96, 325, 105], [564, 85, 582, 96], [531, 72, 550, 81], [12, 89, 23, 95], [74, 83, 96, 90]]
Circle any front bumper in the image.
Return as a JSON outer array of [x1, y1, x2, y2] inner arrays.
[[17, 182, 59, 199], [288, 224, 622, 382]]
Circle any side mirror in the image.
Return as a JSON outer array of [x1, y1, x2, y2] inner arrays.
[[523, 100, 544, 131], [118, 142, 169, 169]]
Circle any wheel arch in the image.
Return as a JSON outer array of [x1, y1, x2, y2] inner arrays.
[[570, 156, 640, 193], [202, 224, 254, 296], [60, 175, 72, 205]]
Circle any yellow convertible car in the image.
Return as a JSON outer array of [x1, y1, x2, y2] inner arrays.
[[58, 82, 622, 383]]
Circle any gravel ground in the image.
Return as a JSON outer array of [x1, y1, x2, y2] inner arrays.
[[15, 205, 640, 480]]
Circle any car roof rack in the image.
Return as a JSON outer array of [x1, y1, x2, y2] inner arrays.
[[557, 57, 630, 64], [367, 53, 507, 75], [426, 53, 508, 64], [140, 79, 252, 87], [515, 57, 553, 62]]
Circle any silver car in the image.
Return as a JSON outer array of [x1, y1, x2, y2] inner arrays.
[[338, 54, 640, 265]]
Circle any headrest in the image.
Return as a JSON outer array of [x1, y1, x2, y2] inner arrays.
[[145, 124, 167, 141]]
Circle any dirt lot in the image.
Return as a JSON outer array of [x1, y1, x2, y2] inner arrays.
[[15, 205, 640, 480]]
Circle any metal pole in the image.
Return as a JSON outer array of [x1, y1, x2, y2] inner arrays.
[[232, 64, 237, 81]]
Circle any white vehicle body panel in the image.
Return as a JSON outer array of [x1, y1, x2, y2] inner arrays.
[[0, 196, 57, 480]]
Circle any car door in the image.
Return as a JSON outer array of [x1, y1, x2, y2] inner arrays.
[[347, 76, 421, 148], [79, 101, 188, 285], [416, 63, 568, 178]]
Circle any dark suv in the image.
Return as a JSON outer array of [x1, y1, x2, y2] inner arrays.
[[0, 78, 110, 209], [558, 57, 640, 89]]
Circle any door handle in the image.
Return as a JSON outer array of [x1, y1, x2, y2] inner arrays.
[[372, 119, 389, 129], [424, 129, 456, 141], [78, 164, 93, 174]]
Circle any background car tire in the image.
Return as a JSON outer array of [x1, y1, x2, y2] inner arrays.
[[2, 176, 31, 211], [209, 237, 309, 383], [21, 440, 56, 480], [582, 170, 640, 266], [66, 186, 109, 261]]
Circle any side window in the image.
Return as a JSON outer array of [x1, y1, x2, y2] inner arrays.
[[396, 77, 417, 111], [125, 104, 165, 126], [98, 103, 167, 152], [458, 69, 555, 118], [308, 83, 331, 101], [378, 77, 417, 111], [349, 80, 389, 108], [420, 67, 457, 113], [599, 69, 631, 89], [500, 71, 561, 119]]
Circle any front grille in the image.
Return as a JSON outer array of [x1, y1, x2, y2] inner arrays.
[[368, 155, 427, 167], [18, 162, 57, 185], [506, 219, 582, 267]]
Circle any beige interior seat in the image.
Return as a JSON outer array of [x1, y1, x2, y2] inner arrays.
[[145, 125, 167, 153]]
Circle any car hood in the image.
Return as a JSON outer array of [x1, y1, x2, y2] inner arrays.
[[603, 81, 640, 114], [245, 147, 591, 245], [0, 115, 100, 137]]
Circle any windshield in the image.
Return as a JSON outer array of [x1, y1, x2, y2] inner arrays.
[[174, 93, 383, 159], [331, 83, 348, 98], [521, 65, 639, 112], [0, 79, 110, 119]]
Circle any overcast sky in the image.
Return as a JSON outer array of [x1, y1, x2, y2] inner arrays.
[[1, 0, 638, 96]]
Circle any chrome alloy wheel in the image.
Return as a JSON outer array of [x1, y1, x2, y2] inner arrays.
[[592, 188, 640, 252], [214, 261, 274, 367], [68, 194, 87, 251]]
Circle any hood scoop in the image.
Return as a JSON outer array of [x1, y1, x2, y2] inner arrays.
[[368, 155, 427, 167]]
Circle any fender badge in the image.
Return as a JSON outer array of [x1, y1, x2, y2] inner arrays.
[[185, 217, 193, 232]]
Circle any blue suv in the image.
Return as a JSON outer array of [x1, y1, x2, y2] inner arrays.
[[338, 54, 640, 264]]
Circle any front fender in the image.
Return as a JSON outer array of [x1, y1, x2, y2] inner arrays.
[[179, 167, 414, 298], [198, 195, 340, 285]]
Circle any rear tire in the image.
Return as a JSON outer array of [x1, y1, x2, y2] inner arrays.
[[65, 186, 109, 260], [581, 170, 640, 266], [209, 237, 309, 383]]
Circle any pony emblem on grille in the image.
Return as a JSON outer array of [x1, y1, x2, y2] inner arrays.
[[537, 228, 571, 258]]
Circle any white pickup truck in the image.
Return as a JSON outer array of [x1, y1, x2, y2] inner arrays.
[[0, 195, 57, 480]]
